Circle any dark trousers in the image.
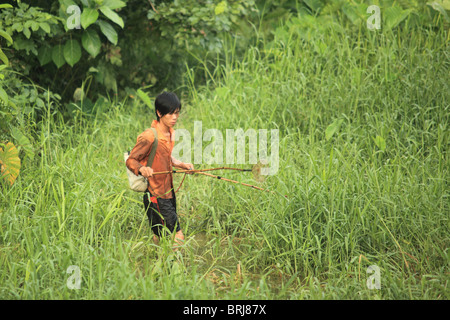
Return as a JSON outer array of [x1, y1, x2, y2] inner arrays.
[[143, 191, 180, 237]]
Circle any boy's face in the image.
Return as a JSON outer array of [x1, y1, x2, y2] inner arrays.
[[158, 108, 180, 128]]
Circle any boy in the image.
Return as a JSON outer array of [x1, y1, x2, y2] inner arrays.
[[126, 91, 193, 246]]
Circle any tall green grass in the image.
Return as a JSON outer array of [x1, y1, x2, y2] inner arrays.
[[182, 13, 449, 298], [1, 13, 448, 299]]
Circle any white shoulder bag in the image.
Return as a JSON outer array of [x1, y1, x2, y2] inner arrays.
[[124, 127, 158, 192]]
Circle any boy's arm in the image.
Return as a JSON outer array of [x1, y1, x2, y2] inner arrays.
[[171, 156, 194, 172], [126, 135, 154, 177]]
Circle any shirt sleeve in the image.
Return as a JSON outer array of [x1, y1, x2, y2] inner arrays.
[[126, 132, 155, 176]]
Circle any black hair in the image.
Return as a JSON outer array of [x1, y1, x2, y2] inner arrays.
[[154, 91, 181, 121]]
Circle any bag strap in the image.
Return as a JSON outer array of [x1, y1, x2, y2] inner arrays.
[[145, 127, 158, 168]]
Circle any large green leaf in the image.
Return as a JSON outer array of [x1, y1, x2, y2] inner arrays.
[[0, 30, 13, 44], [11, 127, 34, 162], [81, 8, 99, 29], [0, 87, 8, 104], [373, 135, 386, 152], [97, 20, 118, 45], [103, 0, 126, 10], [39, 22, 51, 33], [384, 6, 413, 31], [64, 39, 82, 67], [30, 21, 40, 32], [100, 6, 124, 28], [427, 1, 450, 22], [37, 46, 53, 66], [52, 45, 66, 68], [0, 49, 8, 65], [342, 3, 360, 25], [11, 22, 23, 33], [304, 0, 324, 13], [23, 26, 31, 39], [137, 89, 153, 110], [325, 119, 344, 141], [82, 29, 101, 58], [343, 3, 370, 26], [215, 1, 227, 15], [0, 142, 21, 186]]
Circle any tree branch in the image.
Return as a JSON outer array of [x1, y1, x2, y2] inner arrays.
[[147, 0, 159, 14]]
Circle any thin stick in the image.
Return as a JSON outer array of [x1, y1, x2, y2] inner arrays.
[[195, 171, 282, 196], [147, 0, 159, 13], [149, 167, 288, 198], [151, 167, 252, 176]]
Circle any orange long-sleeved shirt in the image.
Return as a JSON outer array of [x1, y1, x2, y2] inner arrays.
[[126, 120, 175, 199]]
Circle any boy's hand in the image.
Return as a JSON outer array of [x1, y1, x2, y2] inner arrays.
[[139, 166, 154, 178], [183, 163, 194, 174]]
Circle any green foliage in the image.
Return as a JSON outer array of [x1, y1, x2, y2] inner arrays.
[[97, 19, 117, 45], [373, 135, 386, 152], [80, 7, 99, 29], [0, 2, 448, 298], [99, 5, 124, 28], [115, 0, 257, 100], [0, 3, 13, 108], [0, 6, 59, 164], [81, 28, 101, 58], [1, 2, 60, 57], [52, 44, 66, 68], [181, 7, 448, 298], [257, 0, 449, 41], [64, 39, 82, 67], [0, 0, 448, 112], [0, 0, 127, 103], [325, 119, 344, 141], [0, 0, 257, 106], [136, 88, 153, 111], [146, 0, 256, 51]]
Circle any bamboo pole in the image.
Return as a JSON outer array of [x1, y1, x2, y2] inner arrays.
[[151, 167, 252, 176], [195, 171, 284, 197], [149, 166, 288, 198]]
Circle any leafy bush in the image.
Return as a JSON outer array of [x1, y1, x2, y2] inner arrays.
[[0, 0, 257, 106]]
